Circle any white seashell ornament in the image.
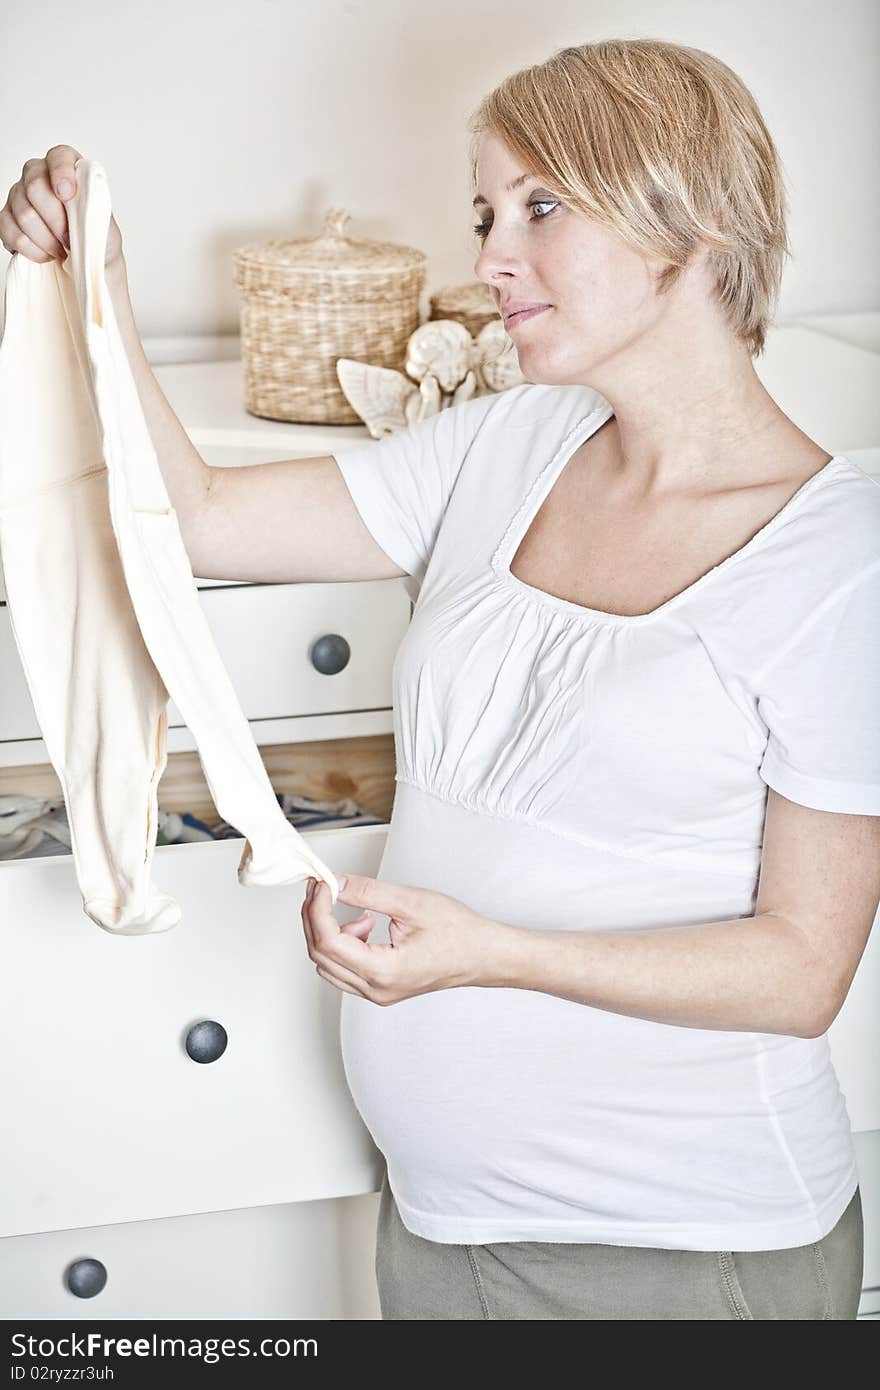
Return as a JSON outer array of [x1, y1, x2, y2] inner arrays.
[[336, 314, 524, 438], [405, 319, 474, 393]]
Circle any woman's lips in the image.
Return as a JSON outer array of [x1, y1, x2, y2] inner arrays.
[[505, 305, 551, 328]]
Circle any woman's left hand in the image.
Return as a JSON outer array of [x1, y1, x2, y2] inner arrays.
[[301, 873, 512, 1005]]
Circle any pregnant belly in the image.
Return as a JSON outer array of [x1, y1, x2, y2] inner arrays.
[[338, 976, 803, 1175]]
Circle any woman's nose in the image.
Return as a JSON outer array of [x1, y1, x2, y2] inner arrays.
[[474, 238, 520, 283]]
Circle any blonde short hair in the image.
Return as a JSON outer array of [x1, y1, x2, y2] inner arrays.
[[467, 38, 791, 357]]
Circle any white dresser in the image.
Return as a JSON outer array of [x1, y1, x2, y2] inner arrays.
[[1, 327, 879, 1319]]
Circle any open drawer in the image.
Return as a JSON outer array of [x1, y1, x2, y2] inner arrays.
[[0, 822, 388, 1240]]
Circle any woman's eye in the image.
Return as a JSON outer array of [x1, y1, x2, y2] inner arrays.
[[472, 200, 558, 241]]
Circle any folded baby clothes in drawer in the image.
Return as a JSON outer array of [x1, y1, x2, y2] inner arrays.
[[0, 157, 339, 934]]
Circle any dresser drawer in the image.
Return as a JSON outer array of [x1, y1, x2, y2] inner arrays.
[[0, 578, 410, 740], [0, 1190, 382, 1319], [0, 823, 387, 1239], [167, 579, 409, 724]]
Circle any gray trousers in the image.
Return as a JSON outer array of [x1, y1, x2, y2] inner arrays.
[[375, 1171, 864, 1319]]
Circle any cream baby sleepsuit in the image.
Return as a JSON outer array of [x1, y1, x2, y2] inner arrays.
[[0, 157, 338, 934]]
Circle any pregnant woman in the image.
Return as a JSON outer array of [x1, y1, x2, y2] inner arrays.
[[4, 37, 878, 1320]]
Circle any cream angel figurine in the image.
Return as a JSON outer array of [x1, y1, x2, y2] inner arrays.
[[336, 317, 525, 438]]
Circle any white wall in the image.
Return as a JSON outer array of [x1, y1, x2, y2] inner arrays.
[[1, 0, 877, 340]]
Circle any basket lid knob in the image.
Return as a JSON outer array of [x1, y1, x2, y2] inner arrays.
[[320, 208, 351, 240]]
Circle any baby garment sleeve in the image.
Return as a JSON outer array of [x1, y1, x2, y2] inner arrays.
[[756, 559, 880, 814], [331, 389, 505, 589]]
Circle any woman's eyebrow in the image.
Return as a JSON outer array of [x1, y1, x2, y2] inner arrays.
[[472, 173, 532, 209]]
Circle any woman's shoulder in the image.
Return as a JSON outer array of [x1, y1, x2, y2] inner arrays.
[[770, 455, 880, 579], [461, 381, 610, 434], [707, 456, 880, 684]]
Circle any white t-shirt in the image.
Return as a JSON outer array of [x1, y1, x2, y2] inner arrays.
[[331, 382, 880, 1251]]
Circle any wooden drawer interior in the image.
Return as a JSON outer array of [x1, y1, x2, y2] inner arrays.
[[0, 734, 397, 827]]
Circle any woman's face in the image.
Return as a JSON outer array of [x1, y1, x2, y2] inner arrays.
[[472, 131, 670, 385]]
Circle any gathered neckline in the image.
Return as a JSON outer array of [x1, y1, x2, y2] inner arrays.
[[489, 403, 850, 627]]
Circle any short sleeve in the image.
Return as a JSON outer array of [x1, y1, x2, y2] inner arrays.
[[331, 391, 504, 586], [756, 561, 880, 814]]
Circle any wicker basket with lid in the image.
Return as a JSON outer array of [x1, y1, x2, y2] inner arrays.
[[232, 208, 427, 424]]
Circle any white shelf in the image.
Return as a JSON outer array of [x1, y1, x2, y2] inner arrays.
[[152, 357, 372, 454]]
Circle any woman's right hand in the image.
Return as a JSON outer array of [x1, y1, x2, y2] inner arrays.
[[0, 145, 123, 269]]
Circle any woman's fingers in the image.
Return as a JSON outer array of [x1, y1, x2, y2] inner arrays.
[[301, 876, 372, 942], [15, 157, 72, 258], [45, 144, 84, 202]]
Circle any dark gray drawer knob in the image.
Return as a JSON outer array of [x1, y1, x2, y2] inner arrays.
[[65, 1258, 107, 1298], [185, 1019, 228, 1063], [310, 633, 350, 675]]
